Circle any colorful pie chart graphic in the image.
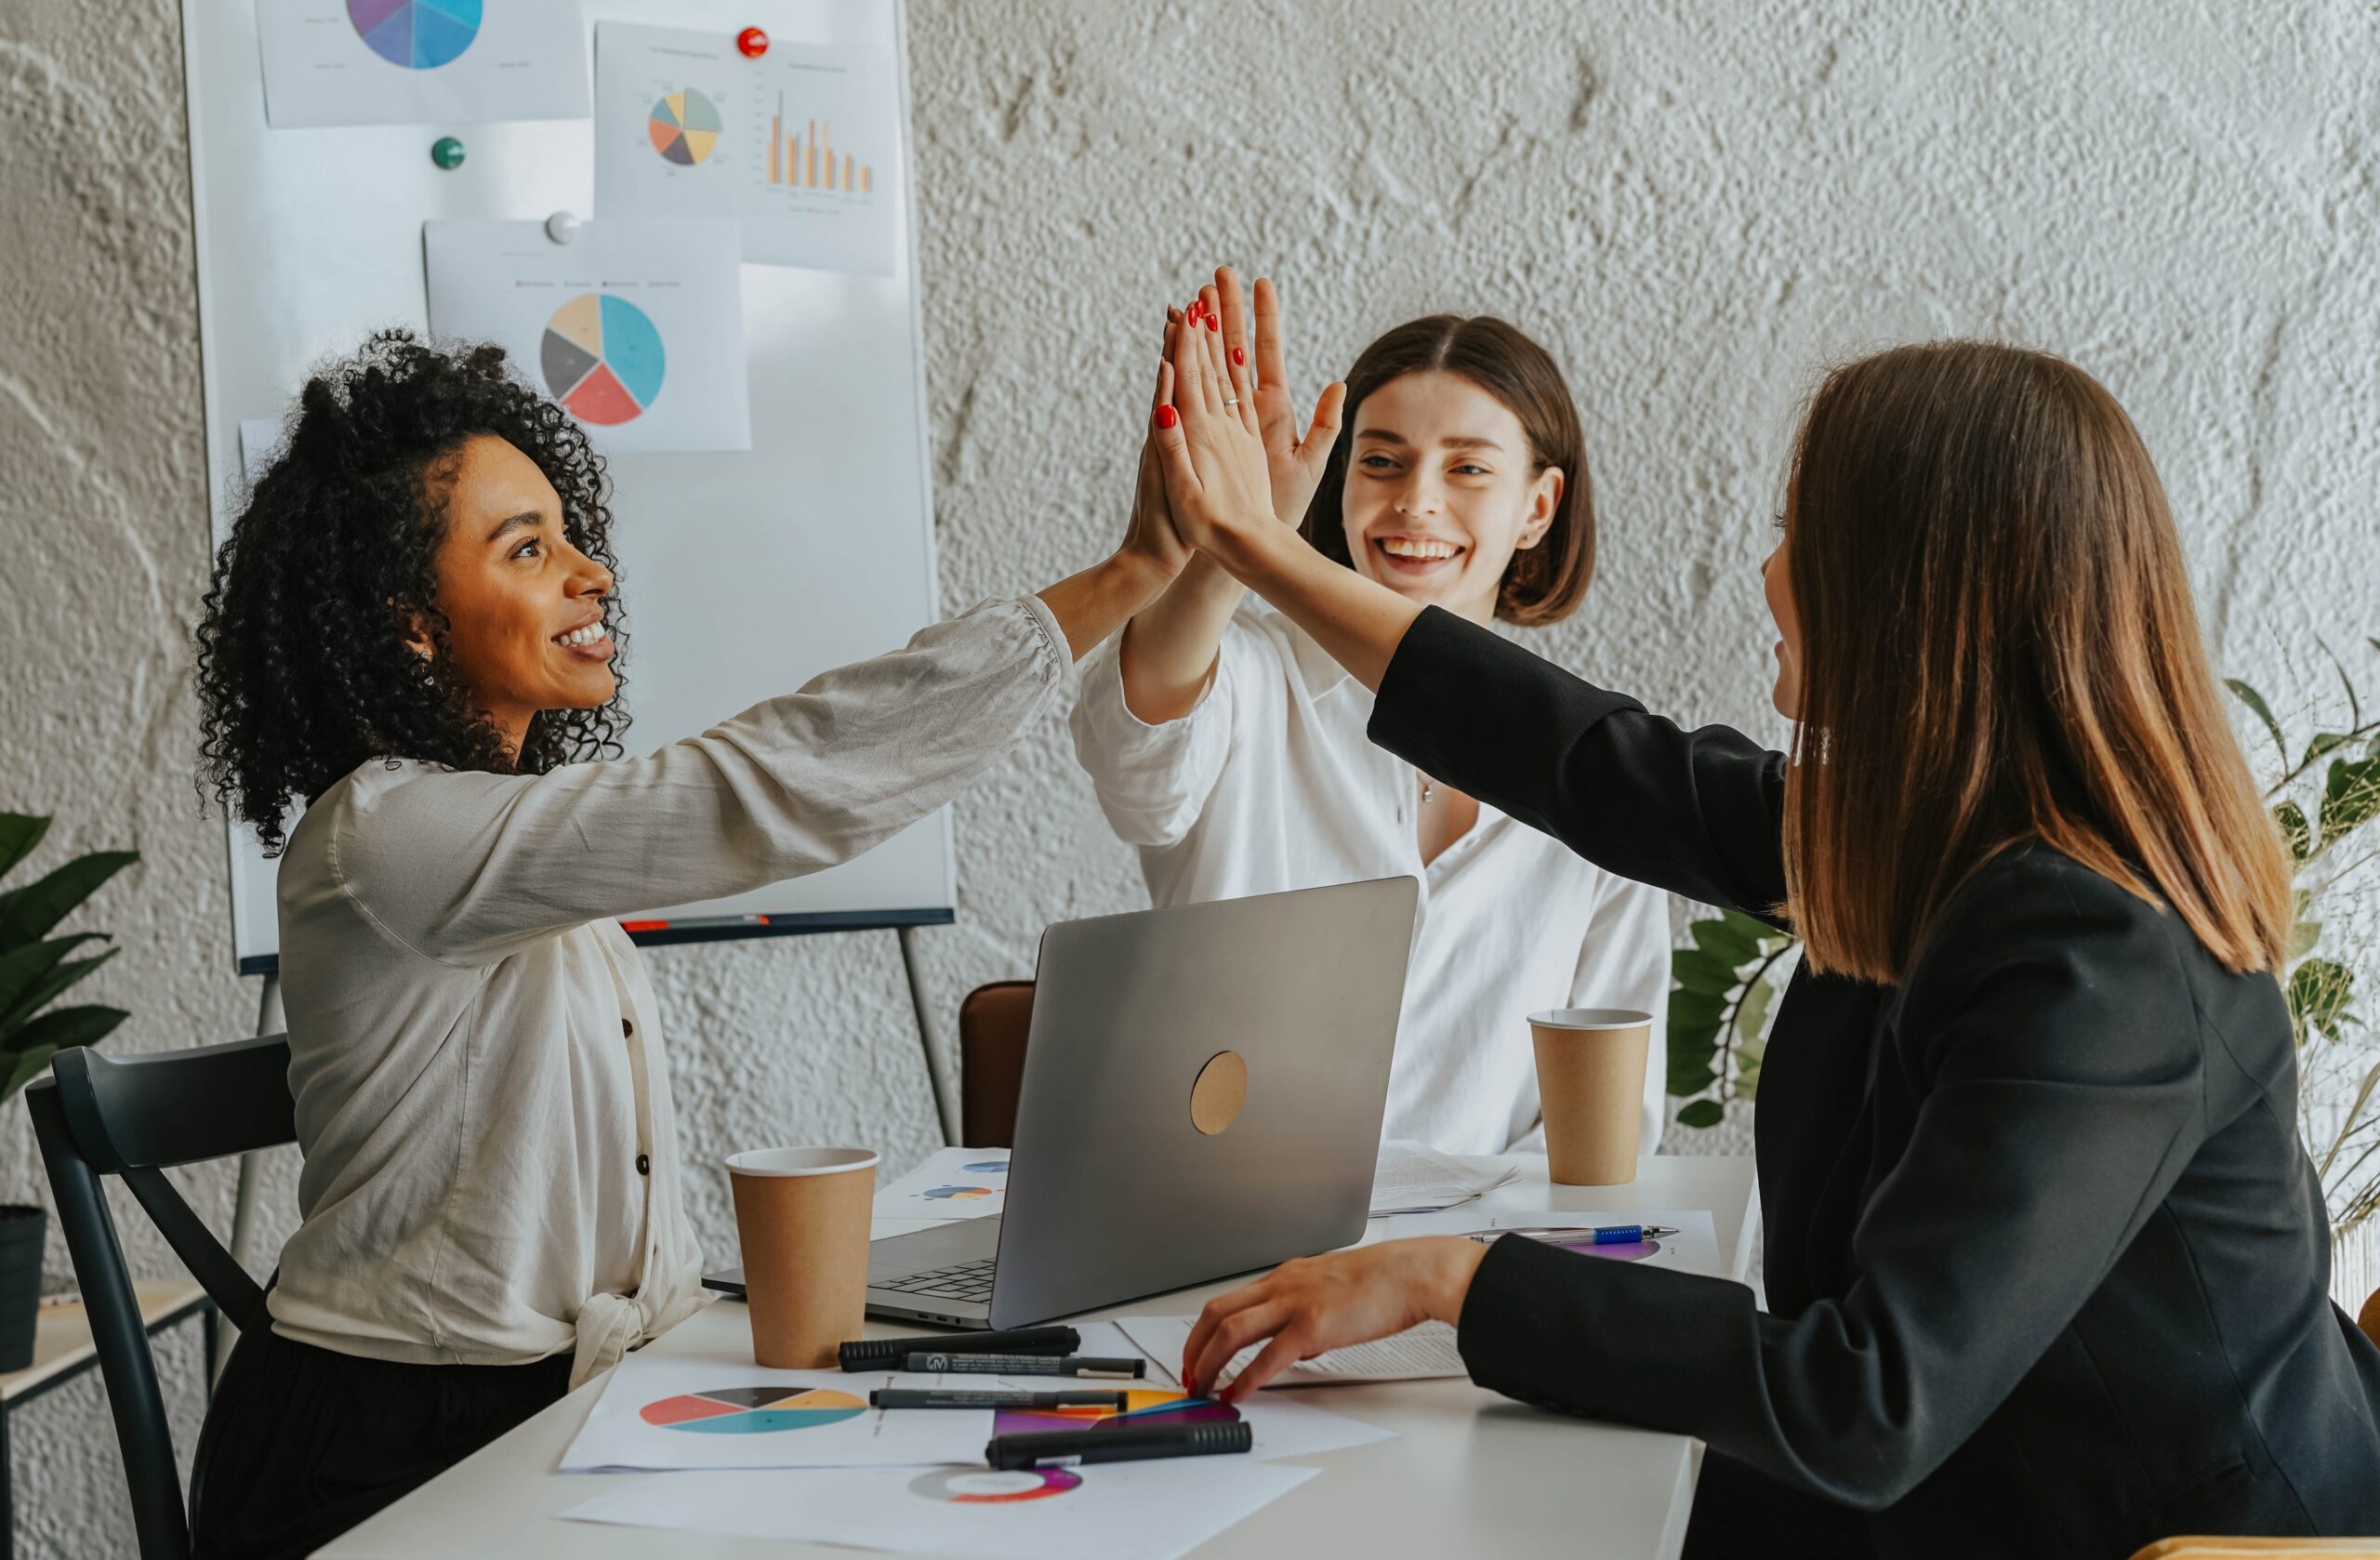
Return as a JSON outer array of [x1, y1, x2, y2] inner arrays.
[[908, 1466, 1082, 1504], [648, 89, 723, 166], [541, 294, 666, 427], [640, 1385, 866, 1434], [993, 1389, 1234, 1438], [961, 1159, 1009, 1174], [922, 1184, 993, 1200], [348, 0, 481, 70]]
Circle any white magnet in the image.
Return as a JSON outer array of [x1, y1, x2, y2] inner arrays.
[[544, 210, 582, 245]]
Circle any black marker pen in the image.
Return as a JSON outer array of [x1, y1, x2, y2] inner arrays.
[[907, 1352, 1146, 1379], [985, 1419, 1252, 1470], [871, 1388, 1129, 1410], [839, 1327, 1080, 1371]]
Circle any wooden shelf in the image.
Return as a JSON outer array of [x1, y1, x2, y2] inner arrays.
[[0, 1280, 208, 1404]]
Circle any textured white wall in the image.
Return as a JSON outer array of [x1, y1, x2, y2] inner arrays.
[[5, 0, 2379, 1551]]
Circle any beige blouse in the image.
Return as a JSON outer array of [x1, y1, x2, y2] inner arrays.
[[267, 597, 1069, 1387]]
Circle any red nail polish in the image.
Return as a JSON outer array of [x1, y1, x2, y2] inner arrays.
[[1156, 404, 1178, 429], [1232, 346, 1246, 365], [1206, 313, 1220, 331]]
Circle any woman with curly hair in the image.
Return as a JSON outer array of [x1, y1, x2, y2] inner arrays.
[[187, 329, 1189, 1559]]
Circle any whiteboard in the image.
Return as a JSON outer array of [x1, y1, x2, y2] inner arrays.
[[186, 1, 954, 974]]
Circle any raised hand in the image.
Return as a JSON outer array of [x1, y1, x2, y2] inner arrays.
[[1150, 289, 1277, 566], [1210, 268, 1346, 524], [1119, 329, 1193, 582]]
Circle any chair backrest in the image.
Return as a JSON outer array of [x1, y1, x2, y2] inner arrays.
[[2361, 1286, 2378, 1353], [25, 1035, 297, 1560], [958, 982, 1033, 1148]]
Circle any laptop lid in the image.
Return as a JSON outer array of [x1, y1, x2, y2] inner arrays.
[[983, 875, 1420, 1329]]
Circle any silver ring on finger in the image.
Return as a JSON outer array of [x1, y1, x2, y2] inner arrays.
[[1223, 396, 1241, 407]]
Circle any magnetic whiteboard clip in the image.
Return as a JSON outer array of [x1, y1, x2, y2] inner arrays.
[[544, 210, 583, 246], [737, 25, 770, 58]]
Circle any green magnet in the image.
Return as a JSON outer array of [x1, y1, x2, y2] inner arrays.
[[430, 136, 466, 170]]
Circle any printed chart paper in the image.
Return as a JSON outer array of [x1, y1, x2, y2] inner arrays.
[[257, 0, 589, 128], [564, 1458, 1321, 1560], [1371, 1139, 1518, 1214], [593, 23, 900, 274], [875, 1145, 1012, 1219], [561, 1354, 985, 1472], [424, 218, 750, 454]]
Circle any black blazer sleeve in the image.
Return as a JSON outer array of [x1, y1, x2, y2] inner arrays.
[[1453, 855, 2210, 1511], [1368, 605, 1787, 919]]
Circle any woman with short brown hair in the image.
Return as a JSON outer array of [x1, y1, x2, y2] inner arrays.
[[1149, 325, 2380, 1555], [1071, 268, 1671, 1157]]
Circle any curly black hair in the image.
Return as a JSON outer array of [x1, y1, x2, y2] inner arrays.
[[195, 329, 628, 855]]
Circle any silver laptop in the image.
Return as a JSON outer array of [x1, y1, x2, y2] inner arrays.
[[854, 877, 1416, 1329]]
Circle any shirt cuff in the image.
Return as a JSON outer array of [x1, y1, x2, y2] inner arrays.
[[1014, 592, 1072, 681]]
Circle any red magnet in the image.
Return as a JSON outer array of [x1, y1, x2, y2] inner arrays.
[[736, 26, 769, 58]]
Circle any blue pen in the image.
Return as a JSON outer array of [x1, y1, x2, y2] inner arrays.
[[1579, 1223, 1678, 1245], [1466, 1223, 1680, 1247]]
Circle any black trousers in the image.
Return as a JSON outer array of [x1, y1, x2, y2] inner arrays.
[[190, 1324, 573, 1560], [1685, 1448, 1880, 1559]]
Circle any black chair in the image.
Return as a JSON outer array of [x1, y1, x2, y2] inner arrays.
[[25, 1036, 295, 1560]]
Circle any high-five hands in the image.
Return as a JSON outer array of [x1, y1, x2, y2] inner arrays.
[[1150, 286, 1280, 568], [1205, 267, 1347, 524]]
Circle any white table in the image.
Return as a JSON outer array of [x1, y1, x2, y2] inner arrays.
[[321, 1154, 1758, 1560]]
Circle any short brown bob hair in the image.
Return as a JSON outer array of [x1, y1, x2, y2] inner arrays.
[[1780, 340, 2290, 984], [1297, 315, 1593, 627]]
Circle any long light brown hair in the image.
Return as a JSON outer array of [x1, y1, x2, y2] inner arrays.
[[1780, 340, 2290, 984]]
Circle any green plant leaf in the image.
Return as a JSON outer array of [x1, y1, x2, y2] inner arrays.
[[0, 932, 111, 1032], [2, 1003, 127, 1061], [1671, 946, 1742, 997], [2289, 919, 2322, 961], [0, 850, 136, 953], [2225, 680, 2288, 768], [0, 1044, 65, 1101], [2318, 757, 2380, 847], [2287, 958, 2354, 1043], [1666, 990, 1723, 1099], [1674, 1100, 1725, 1130], [1688, 916, 1760, 969], [2276, 800, 2313, 862], [2307, 734, 2360, 772], [1733, 972, 1777, 1043], [0, 814, 49, 886]]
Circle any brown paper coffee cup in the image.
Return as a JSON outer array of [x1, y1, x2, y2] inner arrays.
[[727, 1146, 879, 1368], [1529, 1008, 1651, 1186]]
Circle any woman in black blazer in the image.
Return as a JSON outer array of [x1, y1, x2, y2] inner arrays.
[[1144, 311, 2380, 1557]]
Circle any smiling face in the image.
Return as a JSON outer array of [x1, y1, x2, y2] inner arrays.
[[1339, 371, 1564, 625], [409, 432, 617, 756]]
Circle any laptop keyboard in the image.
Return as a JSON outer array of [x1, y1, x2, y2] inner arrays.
[[877, 1258, 996, 1302]]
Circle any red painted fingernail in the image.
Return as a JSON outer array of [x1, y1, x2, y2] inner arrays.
[[1206, 313, 1220, 331], [1156, 404, 1178, 430], [1232, 346, 1246, 365]]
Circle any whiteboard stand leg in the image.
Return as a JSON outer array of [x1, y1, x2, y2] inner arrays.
[[217, 972, 282, 1381], [896, 926, 956, 1148]]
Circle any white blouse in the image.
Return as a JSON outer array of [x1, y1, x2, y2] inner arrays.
[[1070, 603, 1673, 1156], [268, 597, 1069, 1387]]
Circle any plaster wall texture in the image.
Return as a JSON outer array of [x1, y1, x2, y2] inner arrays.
[[4, 1, 2379, 1552]]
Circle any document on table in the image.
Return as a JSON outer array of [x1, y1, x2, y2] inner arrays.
[[564, 1458, 1322, 1560], [1391, 1209, 1727, 1279], [874, 1144, 1012, 1219], [561, 1354, 988, 1472], [1370, 1140, 1517, 1214], [1118, 1315, 1469, 1388]]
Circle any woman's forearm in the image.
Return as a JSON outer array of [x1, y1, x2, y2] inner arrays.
[[1037, 553, 1176, 662], [1210, 522, 1423, 692], [1117, 555, 1245, 721]]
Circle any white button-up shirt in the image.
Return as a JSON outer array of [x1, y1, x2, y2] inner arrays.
[[1071, 603, 1673, 1156], [269, 598, 1068, 1386]]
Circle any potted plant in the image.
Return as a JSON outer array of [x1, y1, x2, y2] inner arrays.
[[1664, 641, 2380, 1311], [0, 812, 135, 1371]]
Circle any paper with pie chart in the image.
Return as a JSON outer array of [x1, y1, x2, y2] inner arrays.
[[593, 22, 900, 274], [256, 0, 588, 128], [875, 1144, 1012, 1220], [424, 218, 750, 454], [562, 1457, 1322, 1560], [561, 1357, 985, 1472]]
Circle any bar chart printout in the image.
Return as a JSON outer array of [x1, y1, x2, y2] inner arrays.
[[592, 22, 899, 276]]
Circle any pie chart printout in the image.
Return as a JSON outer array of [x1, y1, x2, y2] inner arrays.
[[541, 294, 667, 426], [908, 1467, 1083, 1504], [921, 1185, 992, 1200], [640, 1385, 866, 1434], [649, 90, 724, 165], [347, 0, 482, 71]]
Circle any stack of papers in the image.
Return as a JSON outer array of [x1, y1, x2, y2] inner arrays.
[[873, 1145, 1013, 1221], [560, 1317, 1392, 1560], [1369, 1140, 1518, 1215]]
